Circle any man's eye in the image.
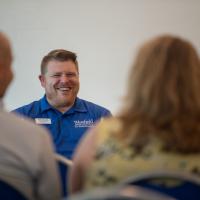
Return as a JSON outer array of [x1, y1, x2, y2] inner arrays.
[[52, 74, 61, 77], [67, 73, 74, 77], [66, 73, 77, 77]]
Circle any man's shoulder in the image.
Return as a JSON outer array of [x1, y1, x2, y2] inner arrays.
[[1, 111, 48, 136], [78, 98, 111, 116], [78, 98, 108, 109], [12, 99, 42, 116]]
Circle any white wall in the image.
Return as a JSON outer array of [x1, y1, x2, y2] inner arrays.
[[1, 0, 200, 114]]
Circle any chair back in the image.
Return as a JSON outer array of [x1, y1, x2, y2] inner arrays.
[[68, 185, 175, 200], [55, 153, 73, 198], [0, 179, 27, 200], [121, 170, 200, 200]]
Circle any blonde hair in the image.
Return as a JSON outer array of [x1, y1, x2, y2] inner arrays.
[[119, 35, 200, 153]]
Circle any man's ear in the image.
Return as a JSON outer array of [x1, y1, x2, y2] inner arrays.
[[39, 74, 45, 87]]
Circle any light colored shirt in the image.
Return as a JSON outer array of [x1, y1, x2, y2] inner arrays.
[[0, 101, 61, 200], [84, 118, 200, 191]]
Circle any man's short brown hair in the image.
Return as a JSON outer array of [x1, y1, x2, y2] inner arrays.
[[40, 49, 78, 74]]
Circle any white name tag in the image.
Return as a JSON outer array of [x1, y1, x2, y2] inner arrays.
[[35, 118, 51, 124]]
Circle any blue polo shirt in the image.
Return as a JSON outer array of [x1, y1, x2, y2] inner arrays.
[[13, 96, 111, 159]]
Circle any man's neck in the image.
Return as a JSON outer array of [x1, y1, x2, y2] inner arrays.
[[56, 105, 73, 114], [46, 97, 76, 114]]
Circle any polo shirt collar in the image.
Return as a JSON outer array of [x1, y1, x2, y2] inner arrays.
[[69, 97, 87, 113], [40, 95, 87, 113], [40, 95, 54, 112]]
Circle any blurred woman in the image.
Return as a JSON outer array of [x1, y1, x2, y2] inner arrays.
[[69, 35, 200, 194]]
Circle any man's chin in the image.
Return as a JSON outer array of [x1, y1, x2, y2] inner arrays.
[[57, 98, 75, 107]]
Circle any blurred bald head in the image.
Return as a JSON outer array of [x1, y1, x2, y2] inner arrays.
[[0, 32, 13, 97]]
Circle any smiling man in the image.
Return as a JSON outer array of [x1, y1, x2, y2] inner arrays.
[[13, 49, 111, 159]]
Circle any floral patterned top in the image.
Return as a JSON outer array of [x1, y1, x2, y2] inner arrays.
[[84, 117, 200, 191]]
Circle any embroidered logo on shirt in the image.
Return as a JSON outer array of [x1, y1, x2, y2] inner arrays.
[[35, 118, 51, 124], [74, 120, 94, 128]]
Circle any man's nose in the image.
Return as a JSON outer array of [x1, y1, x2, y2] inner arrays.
[[60, 74, 69, 82]]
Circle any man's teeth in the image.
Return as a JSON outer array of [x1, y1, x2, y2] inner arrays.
[[58, 87, 70, 91]]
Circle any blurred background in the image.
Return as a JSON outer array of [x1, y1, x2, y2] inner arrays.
[[0, 0, 200, 114]]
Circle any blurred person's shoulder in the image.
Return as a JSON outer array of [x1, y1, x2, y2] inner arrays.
[[0, 110, 50, 139], [98, 117, 122, 131], [95, 117, 122, 143]]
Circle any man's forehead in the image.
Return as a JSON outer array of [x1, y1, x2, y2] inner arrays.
[[46, 60, 78, 71]]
